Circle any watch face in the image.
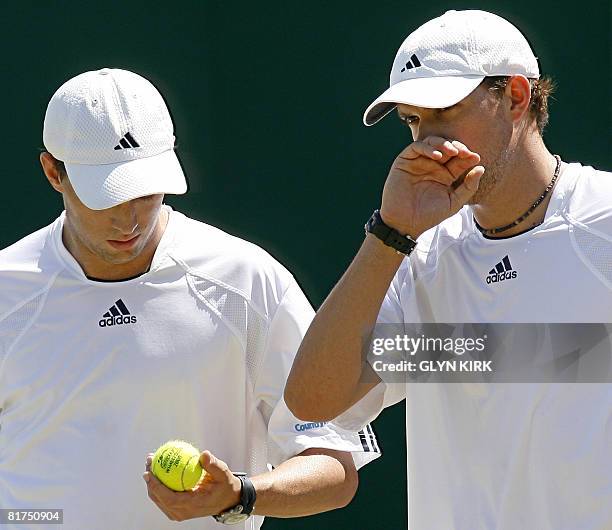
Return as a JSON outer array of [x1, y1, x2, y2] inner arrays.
[[215, 505, 249, 525], [224, 513, 250, 524]]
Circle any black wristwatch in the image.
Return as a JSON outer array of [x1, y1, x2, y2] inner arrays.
[[365, 209, 417, 255], [213, 473, 256, 525]]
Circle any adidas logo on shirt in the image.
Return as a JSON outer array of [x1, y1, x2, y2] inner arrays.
[[485, 255, 518, 284], [99, 299, 137, 327]]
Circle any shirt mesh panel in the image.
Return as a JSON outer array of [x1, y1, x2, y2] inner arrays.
[[0, 293, 45, 362], [186, 274, 268, 388], [186, 274, 270, 476], [573, 225, 612, 286]]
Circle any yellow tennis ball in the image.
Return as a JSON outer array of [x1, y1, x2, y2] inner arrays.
[[151, 440, 204, 491]]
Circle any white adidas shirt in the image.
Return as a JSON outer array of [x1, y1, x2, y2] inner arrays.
[[0, 208, 380, 530], [337, 162, 612, 530]]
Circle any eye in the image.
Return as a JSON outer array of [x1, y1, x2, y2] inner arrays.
[[399, 115, 419, 126]]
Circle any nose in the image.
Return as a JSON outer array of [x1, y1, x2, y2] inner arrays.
[[412, 114, 443, 143], [414, 124, 437, 143], [110, 200, 139, 235]]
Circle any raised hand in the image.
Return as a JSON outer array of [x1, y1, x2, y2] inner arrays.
[[380, 136, 485, 239]]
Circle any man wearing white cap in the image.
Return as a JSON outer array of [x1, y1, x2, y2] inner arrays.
[[285, 9, 612, 530], [0, 68, 380, 529]]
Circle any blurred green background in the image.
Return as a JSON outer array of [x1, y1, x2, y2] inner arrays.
[[2, 1, 609, 528]]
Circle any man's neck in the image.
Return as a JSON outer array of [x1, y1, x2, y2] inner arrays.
[[63, 208, 169, 282], [471, 139, 559, 238]]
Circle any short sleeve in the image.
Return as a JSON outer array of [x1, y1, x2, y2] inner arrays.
[[254, 279, 381, 470]]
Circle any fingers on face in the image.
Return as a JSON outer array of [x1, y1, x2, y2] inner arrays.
[[396, 156, 455, 186], [450, 165, 486, 206], [450, 140, 480, 161], [464, 165, 486, 191], [403, 137, 460, 161], [445, 154, 481, 180], [401, 142, 443, 161], [443, 138, 480, 186], [423, 137, 460, 160], [412, 138, 480, 159], [401, 137, 478, 171], [397, 136, 481, 183]]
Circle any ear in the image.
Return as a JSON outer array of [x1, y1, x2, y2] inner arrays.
[[40, 152, 65, 194], [505, 75, 531, 124]]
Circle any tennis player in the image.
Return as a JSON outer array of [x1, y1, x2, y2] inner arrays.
[[0, 68, 379, 529], [285, 10, 612, 530]]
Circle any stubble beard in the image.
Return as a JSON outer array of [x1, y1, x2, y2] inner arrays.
[[466, 145, 514, 206], [96, 244, 143, 265], [70, 222, 149, 266]]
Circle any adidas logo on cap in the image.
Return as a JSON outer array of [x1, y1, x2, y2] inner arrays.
[[400, 53, 422, 72], [99, 299, 137, 327], [114, 131, 140, 150], [485, 255, 518, 284]]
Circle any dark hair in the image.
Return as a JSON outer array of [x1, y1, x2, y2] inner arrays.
[[481, 76, 555, 134]]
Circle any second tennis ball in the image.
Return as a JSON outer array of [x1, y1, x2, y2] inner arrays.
[[151, 440, 204, 491]]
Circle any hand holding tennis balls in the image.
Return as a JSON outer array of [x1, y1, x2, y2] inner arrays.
[[151, 440, 205, 491], [144, 444, 244, 522]]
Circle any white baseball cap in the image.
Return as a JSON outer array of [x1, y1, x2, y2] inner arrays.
[[363, 10, 540, 126], [43, 68, 187, 210]]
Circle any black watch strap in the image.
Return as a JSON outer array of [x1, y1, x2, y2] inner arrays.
[[236, 474, 256, 516], [365, 209, 417, 255], [212, 473, 256, 524]]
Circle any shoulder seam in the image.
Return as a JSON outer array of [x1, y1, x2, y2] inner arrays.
[[169, 252, 250, 297], [0, 271, 61, 323], [0, 271, 60, 375], [168, 252, 270, 323], [182, 272, 247, 350], [564, 212, 612, 243]]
